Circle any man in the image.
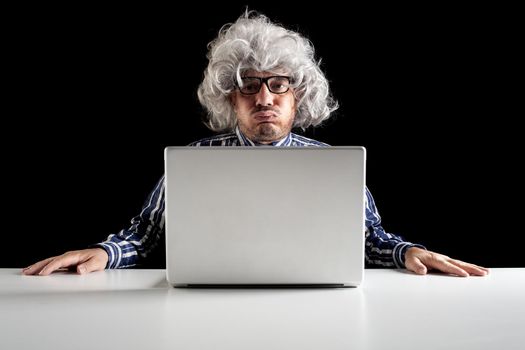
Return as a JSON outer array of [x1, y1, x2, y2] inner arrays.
[[23, 11, 489, 277]]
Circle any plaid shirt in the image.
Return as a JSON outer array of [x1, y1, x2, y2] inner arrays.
[[96, 127, 423, 269]]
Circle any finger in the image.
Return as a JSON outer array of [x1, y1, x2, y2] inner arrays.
[[433, 259, 469, 277], [405, 257, 428, 275], [76, 258, 105, 275], [38, 254, 82, 276], [76, 264, 88, 275], [450, 260, 489, 276], [22, 257, 55, 275], [471, 265, 490, 276]]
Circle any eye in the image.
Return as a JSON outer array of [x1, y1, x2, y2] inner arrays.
[[269, 77, 290, 93], [240, 78, 261, 94]]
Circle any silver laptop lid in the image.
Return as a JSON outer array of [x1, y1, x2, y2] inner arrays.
[[164, 147, 366, 287]]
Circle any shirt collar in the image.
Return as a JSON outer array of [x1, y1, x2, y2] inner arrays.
[[235, 126, 292, 146]]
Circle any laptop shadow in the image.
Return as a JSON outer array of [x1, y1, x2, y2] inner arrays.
[[178, 284, 353, 289]]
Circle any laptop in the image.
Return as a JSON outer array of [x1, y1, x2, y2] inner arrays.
[[164, 146, 366, 287]]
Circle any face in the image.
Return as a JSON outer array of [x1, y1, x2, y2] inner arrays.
[[230, 70, 296, 144]]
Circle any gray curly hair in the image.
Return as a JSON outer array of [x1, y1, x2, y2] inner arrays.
[[197, 11, 339, 132]]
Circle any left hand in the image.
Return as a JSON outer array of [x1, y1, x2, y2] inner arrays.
[[405, 247, 489, 277]]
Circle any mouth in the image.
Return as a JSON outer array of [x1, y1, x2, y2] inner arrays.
[[253, 111, 278, 122]]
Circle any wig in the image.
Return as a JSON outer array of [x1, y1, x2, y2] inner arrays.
[[197, 11, 339, 132]]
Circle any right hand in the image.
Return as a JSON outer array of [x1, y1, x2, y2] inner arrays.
[[22, 248, 109, 276]]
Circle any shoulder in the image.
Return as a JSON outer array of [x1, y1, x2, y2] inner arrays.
[[187, 132, 239, 146], [290, 133, 330, 147]]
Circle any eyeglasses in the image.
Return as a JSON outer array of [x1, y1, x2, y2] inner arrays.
[[238, 76, 291, 95]]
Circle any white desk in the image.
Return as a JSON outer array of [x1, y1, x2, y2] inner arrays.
[[1, 268, 523, 350]]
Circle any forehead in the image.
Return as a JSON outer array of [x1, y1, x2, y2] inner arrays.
[[242, 69, 289, 77]]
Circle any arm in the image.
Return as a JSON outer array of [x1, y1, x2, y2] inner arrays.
[[23, 176, 166, 275], [364, 187, 425, 268], [365, 187, 489, 276], [93, 175, 166, 269]]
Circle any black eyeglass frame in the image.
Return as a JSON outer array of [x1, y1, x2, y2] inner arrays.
[[237, 76, 292, 95]]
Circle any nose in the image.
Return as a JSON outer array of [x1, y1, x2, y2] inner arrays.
[[254, 83, 274, 106]]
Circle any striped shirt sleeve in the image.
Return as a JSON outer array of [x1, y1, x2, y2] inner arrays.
[[94, 176, 166, 269], [364, 187, 425, 268]]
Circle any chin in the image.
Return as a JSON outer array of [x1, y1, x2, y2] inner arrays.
[[255, 125, 280, 138]]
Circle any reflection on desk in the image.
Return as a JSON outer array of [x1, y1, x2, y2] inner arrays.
[[1, 268, 524, 350]]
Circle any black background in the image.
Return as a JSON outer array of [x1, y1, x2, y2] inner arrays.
[[4, 3, 521, 268]]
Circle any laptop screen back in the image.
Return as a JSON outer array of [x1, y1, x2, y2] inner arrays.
[[164, 146, 366, 287]]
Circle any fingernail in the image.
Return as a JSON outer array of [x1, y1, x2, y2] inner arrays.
[[79, 266, 86, 274]]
